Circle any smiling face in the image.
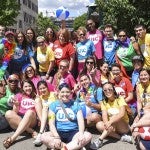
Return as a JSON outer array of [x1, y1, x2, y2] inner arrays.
[[59, 87, 71, 102], [86, 58, 95, 71], [17, 33, 24, 44], [37, 37, 45, 49], [23, 82, 33, 96], [86, 19, 95, 32], [59, 60, 69, 74], [0, 26, 5, 37], [135, 26, 146, 39], [111, 66, 121, 79], [38, 83, 49, 96], [104, 27, 113, 38], [25, 66, 35, 78], [46, 28, 53, 39], [139, 70, 150, 84], [26, 29, 34, 41], [103, 83, 115, 100], [118, 31, 127, 42], [80, 75, 90, 90], [100, 63, 109, 75], [0, 80, 6, 98]]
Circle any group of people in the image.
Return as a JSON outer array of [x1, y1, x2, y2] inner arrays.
[[0, 18, 150, 150]]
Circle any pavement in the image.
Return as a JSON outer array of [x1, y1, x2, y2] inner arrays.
[[0, 128, 137, 150]]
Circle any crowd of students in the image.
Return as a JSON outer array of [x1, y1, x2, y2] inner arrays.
[[0, 19, 150, 150]]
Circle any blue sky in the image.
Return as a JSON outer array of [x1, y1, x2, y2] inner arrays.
[[38, 0, 95, 18]]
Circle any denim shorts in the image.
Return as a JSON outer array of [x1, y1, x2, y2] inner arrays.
[[141, 139, 150, 149], [0, 112, 9, 131]]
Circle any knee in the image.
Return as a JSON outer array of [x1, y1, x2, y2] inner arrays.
[[5, 110, 15, 120], [25, 110, 35, 118], [96, 121, 104, 131], [85, 131, 92, 142]]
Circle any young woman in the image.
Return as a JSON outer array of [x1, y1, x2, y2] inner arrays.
[[79, 56, 100, 87], [76, 73, 102, 126], [34, 80, 56, 146], [76, 27, 95, 72], [3, 79, 37, 149], [52, 59, 76, 91], [36, 36, 55, 81], [99, 61, 110, 85], [90, 82, 132, 149], [131, 69, 150, 150], [8, 31, 36, 75], [40, 83, 92, 150]]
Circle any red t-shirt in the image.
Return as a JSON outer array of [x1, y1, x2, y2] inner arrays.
[[53, 40, 75, 66]]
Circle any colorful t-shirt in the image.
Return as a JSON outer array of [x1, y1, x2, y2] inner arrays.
[[76, 39, 95, 62], [138, 33, 150, 69], [86, 29, 103, 59], [103, 38, 116, 66], [53, 40, 75, 67], [116, 42, 136, 71], [76, 84, 103, 113], [49, 100, 81, 132], [37, 46, 54, 72], [15, 93, 35, 115], [101, 97, 129, 123]]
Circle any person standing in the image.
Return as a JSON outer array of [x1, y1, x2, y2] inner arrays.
[[134, 24, 150, 69]]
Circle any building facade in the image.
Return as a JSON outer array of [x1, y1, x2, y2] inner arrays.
[[9, 0, 38, 32]]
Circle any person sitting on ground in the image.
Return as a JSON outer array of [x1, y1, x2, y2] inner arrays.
[[90, 82, 132, 150], [40, 83, 92, 150], [75, 73, 102, 126], [131, 69, 150, 150], [34, 80, 56, 146], [3, 79, 37, 149]]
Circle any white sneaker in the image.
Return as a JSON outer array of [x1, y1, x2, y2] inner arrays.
[[81, 147, 86, 150], [90, 139, 103, 149], [33, 133, 42, 146], [121, 134, 133, 144]]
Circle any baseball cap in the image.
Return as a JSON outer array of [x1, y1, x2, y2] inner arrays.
[[132, 55, 144, 62], [5, 31, 15, 36]]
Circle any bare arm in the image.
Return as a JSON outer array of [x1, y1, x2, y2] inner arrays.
[[30, 57, 36, 71], [69, 54, 75, 71], [77, 110, 85, 133], [125, 92, 133, 103]]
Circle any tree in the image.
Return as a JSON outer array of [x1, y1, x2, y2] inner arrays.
[[95, 0, 150, 35], [0, 0, 20, 26], [36, 13, 58, 36], [73, 13, 87, 31]]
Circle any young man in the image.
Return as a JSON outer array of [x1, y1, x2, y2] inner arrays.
[[134, 24, 150, 69], [103, 24, 117, 67]]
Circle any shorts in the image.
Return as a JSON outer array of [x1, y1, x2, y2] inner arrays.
[[140, 138, 150, 150], [58, 130, 78, 143], [0, 112, 9, 131]]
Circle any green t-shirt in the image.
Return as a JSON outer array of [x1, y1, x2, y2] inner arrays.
[[0, 86, 13, 115]]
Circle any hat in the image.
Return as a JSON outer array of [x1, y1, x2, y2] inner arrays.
[[132, 55, 144, 62], [22, 64, 32, 73], [5, 31, 15, 36]]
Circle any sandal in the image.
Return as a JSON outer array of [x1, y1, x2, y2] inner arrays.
[[3, 137, 13, 149]]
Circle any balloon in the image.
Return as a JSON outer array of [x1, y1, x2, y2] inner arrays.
[[56, 6, 70, 20]]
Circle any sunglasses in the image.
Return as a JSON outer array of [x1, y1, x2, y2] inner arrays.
[[46, 31, 53, 34], [86, 61, 94, 64], [103, 88, 113, 92], [26, 69, 33, 73], [59, 65, 68, 69], [79, 33, 85, 37], [8, 79, 19, 84], [37, 41, 44, 44], [118, 35, 126, 37]]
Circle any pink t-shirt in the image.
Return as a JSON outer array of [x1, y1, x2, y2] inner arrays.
[[86, 29, 103, 59], [52, 72, 76, 90], [31, 75, 41, 89], [15, 93, 35, 115]]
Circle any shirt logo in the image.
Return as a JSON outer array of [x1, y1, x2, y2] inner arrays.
[[54, 48, 63, 59]]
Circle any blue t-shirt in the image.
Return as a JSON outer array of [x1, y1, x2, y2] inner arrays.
[[76, 84, 103, 113], [103, 38, 117, 66], [132, 70, 140, 88], [76, 39, 95, 61], [49, 100, 81, 132]]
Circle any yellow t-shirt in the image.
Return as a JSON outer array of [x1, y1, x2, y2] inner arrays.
[[138, 34, 150, 69], [137, 82, 150, 107], [101, 97, 129, 123], [37, 46, 55, 72], [40, 92, 56, 107]]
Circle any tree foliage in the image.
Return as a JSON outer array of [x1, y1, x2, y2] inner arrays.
[[95, 0, 150, 35], [0, 0, 20, 26], [73, 13, 87, 31], [36, 13, 58, 36]]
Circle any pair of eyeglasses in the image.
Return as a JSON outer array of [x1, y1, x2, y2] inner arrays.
[[118, 35, 126, 37], [46, 31, 53, 34], [87, 23, 93, 26], [59, 65, 68, 69], [86, 61, 94, 64], [26, 69, 33, 73], [103, 88, 113, 92], [37, 41, 44, 44], [8, 79, 19, 84]]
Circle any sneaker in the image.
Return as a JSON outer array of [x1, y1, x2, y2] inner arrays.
[[33, 133, 42, 146], [90, 139, 103, 149], [121, 134, 133, 144], [81, 147, 86, 150]]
